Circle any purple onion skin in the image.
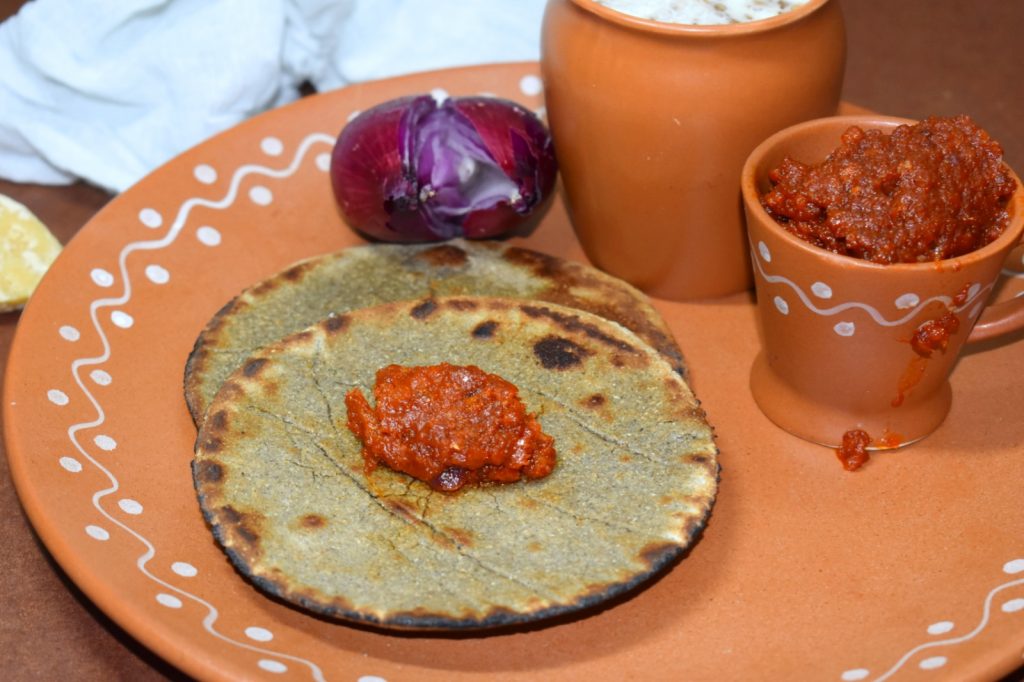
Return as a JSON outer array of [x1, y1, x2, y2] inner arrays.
[[330, 94, 557, 242]]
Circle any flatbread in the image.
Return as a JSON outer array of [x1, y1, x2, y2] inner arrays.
[[192, 297, 718, 630], [184, 240, 685, 425]]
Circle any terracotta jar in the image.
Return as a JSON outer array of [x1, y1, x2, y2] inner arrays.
[[540, 0, 846, 300], [742, 116, 1024, 449]]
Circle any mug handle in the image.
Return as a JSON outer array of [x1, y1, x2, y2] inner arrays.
[[968, 295, 1024, 342], [968, 244, 1024, 342]]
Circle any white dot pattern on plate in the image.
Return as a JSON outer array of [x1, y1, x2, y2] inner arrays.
[[139, 208, 163, 229], [93, 434, 117, 451], [156, 593, 183, 609], [59, 325, 80, 341], [773, 296, 789, 315], [196, 226, 221, 246], [1003, 598, 1024, 613], [258, 660, 288, 674], [119, 498, 143, 515], [1008, 559, 1024, 574], [430, 88, 449, 103], [172, 561, 198, 577], [918, 656, 947, 670], [145, 264, 170, 284], [358, 676, 388, 682], [811, 282, 833, 299], [90, 369, 112, 386], [194, 164, 217, 184], [245, 626, 274, 642], [347, 109, 361, 122], [895, 293, 920, 309], [91, 268, 115, 287], [261, 137, 284, 156], [110, 311, 134, 328], [840, 670, 869, 682], [249, 186, 273, 206], [519, 74, 543, 96], [758, 241, 772, 263], [59, 456, 82, 473], [86, 525, 110, 541], [47, 389, 69, 406], [927, 621, 954, 635], [316, 152, 331, 171], [834, 321, 856, 337]]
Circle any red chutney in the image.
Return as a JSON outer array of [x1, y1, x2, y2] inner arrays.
[[835, 429, 903, 471], [761, 115, 1017, 263], [910, 309, 960, 358], [836, 429, 872, 472], [345, 363, 556, 492]]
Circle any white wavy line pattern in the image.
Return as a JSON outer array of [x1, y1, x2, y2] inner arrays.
[[839, 561, 1024, 681], [63, 132, 335, 681], [751, 239, 994, 327]]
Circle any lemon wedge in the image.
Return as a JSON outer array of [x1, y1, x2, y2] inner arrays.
[[0, 194, 62, 313]]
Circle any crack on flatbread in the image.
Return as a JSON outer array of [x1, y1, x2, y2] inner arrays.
[[243, 402, 377, 495], [518, 385, 683, 467], [378, 478, 433, 506], [310, 335, 344, 444], [369, 486, 558, 600], [518, 493, 649, 537]]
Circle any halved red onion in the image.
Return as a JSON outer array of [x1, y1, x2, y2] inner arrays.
[[330, 94, 557, 242]]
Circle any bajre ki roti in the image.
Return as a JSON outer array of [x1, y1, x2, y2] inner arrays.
[[192, 296, 718, 630], [184, 239, 686, 426]]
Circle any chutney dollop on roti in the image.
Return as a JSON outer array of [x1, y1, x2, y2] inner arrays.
[[184, 239, 686, 427], [192, 296, 718, 630]]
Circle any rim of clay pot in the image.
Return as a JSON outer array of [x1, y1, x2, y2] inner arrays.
[[570, 0, 833, 37], [741, 114, 1024, 273]]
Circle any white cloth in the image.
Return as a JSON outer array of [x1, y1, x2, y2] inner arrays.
[[0, 0, 546, 192]]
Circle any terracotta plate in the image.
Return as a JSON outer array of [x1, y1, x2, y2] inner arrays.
[[5, 63, 1024, 682]]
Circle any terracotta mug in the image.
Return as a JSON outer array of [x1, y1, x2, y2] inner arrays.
[[540, 0, 846, 299], [742, 115, 1024, 449]]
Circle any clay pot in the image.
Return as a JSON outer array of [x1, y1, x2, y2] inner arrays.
[[540, 0, 846, 299], [742, 115, 1024, 448]]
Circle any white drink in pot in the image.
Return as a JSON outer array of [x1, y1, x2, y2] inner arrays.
[[593, 0, 811, 25]]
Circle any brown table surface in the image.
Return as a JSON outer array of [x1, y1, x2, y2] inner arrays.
[[2, 1, 1022, 680]]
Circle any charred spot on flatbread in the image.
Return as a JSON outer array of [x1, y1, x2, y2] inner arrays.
[[532, 335, 593, 370], [472, 320, 499, 339], [321, 314, 349, 335], [411, 243, 470, 268], [282, 262, 313, 282], [410, 299, 438, 319], [242, 358, 268, 377], [520, 304, 639, 356], [298, 514, 327, 530], [193, 459, 225, 485], [444, 298, 479, 312]]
